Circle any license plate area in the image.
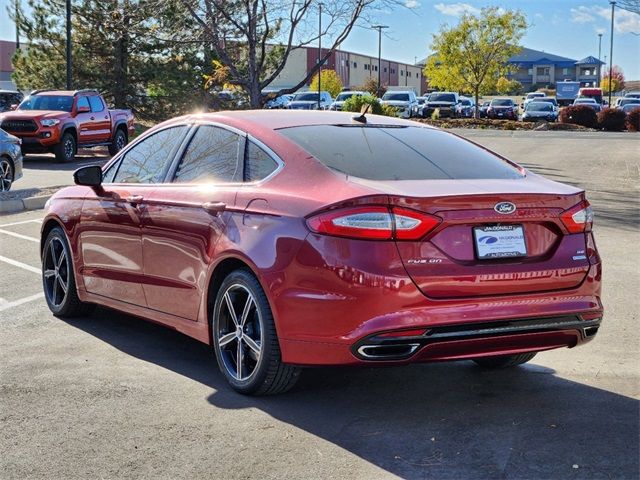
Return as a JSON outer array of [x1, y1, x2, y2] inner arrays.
[[473, 225, 527, 259]]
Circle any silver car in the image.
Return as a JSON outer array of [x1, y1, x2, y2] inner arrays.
[[0, 127, 23, 191]]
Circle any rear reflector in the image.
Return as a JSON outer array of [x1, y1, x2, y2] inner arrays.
[[377, 328, 427, 338], [307, 206, 441, 240], [560, 200, 593, 233]]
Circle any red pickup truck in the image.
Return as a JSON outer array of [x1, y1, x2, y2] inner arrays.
[[0, 89, 135, 162]]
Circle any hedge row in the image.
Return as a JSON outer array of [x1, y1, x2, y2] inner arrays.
[[560, 105, 640, 131]]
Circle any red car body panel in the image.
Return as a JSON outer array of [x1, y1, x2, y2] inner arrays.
[[41, 111, 603, 366]]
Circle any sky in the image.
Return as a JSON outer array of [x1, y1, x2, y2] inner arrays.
[[1, 0, 639, 79]]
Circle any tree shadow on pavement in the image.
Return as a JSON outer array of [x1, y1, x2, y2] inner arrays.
[[22, 151, 110, 171], [64, 308, 640, 480]]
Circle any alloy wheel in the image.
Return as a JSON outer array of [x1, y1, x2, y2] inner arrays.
[[64, 137, 74, 160], [0, 159, 13, 192], [116, 132, 126, 151], [43, 237, 69, 308], [216, 284, 263, 381]]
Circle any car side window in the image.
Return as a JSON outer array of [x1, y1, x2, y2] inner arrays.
[[245, 141, 278, 182], [76, 96, 90, 111], [102, 162, 118, 183], [112, 126, 188, 184], [89, 96, 104, 112], [173, 125, 241, 184]]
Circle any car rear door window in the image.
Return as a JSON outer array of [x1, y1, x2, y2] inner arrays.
[[278, 125, 522, 180], [112, 126, 188, 184], [245, 141, 279, 182], [173, 125, 242, 183], [89, 96, 105, 112]]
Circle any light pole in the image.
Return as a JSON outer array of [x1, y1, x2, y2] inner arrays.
[[317, 2, 323, 109], [608, 1, 615, 106], [66, 0, 72, 89], [371, 25, 388, 97], [14, 0, 20, 49], [597, 33, 603, 87]]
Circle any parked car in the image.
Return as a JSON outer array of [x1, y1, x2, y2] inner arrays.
[[621, 103, 640, 115], [614, 98, 640, 109], [455, 96, 475, 117], [487, 98, 517, 120], [578, 87, 604, 105], [287, 91, 333, 110], [479, 101, 490, 118], [556, 81, 581, 106], [413, 96, 428, 117], [423, 91, 459, 118], [522, 102, 558, 122], [0, 90, 24, 112], [0, 127, 23, 191], [42, 110, 603, 395], [573, 97, 602, 112], [264, 94, 293, 109], [522, 92, 546, 109], [0, 89, 135, 163], [380, 91, 418, 118], [329, 91, 365, 111], [623, 91, 640, 99]]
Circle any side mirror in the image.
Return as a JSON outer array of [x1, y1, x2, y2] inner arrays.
[[77, 105, 90, 113], [74, 165, 102, 187]]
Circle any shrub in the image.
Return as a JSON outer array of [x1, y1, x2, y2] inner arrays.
[[381, 104, 399, 117], [626, 107, 640, 132], [559, 105, 597, 128], [431, 108, 440, 120], [597, 108, 627, 131], [342, 93, 383, 114]]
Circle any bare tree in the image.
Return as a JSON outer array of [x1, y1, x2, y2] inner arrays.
[[175, 0, 389, 107]]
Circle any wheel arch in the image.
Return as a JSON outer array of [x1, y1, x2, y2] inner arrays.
[[205, 255, 273, 344], [112, 121, 128, 142], [60, 124, 77, 141]]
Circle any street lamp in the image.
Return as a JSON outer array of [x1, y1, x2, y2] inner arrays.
[[14, 0, 20, 49], [608, 1, 615, 106], [597, 33, 603, 87], [317, 2, 323, 109], [371, 25, 388, 97], [66, 0, 72, 89]]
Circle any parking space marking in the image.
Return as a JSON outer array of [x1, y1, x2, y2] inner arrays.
[[0, 255, 41, 274], [0, 293, 44, 312], [0, 229, 39, 243], [0, 219, 43, 228]]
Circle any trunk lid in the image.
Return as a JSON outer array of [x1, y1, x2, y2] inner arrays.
[[352, 176, 590, 298]]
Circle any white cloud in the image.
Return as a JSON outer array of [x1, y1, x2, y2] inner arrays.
[[571, 5, 640, 34], [405, 0, 420, 8], [571, 6, 595, 23], [434, 2, 480, 16]]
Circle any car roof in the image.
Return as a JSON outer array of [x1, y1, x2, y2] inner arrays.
[[161, 110, 425, 131]]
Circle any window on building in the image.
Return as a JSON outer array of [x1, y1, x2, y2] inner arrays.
[[353, 62, 357, 68], [536, 67, 550, 76], [527, 68, 533, 75], [384, 67, 387, 73], [400, 70, 404, 76], [391, 68, 395, 74], [341, 59, 345, 67], [374, 65, 378, 71], [562, 68, 570, 75], [580, 68, 593, 76]]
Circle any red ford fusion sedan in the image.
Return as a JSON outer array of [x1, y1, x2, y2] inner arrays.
[[40, 110, 603, 395]]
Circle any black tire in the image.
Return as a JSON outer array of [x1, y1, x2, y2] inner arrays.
[[42, 227, 94, 317], [108, 128, 127, 156], [473, 352, 537, 369], [54, 132, 76, 163], [212, 269, 301, 395], [0, 156, 14, 192]]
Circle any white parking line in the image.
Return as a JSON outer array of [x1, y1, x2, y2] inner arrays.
[[0, 293, 44, 312], [0, 219, 43, 228], [0, 229, 39, 243], [0, 255, 41, 274]]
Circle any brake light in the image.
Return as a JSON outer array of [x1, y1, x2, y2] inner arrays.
[[560, 200, 594, 233], [307, 206, 441, 240]]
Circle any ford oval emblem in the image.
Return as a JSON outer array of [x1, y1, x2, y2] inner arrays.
[[494, 202, 516, 214]]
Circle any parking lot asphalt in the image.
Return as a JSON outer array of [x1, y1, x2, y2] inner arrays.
[[1, 131, 638, 479]]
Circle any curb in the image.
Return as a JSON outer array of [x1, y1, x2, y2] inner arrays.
[[0, 194, 51, 214]]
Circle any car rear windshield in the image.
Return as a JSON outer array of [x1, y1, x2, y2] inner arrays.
[[18, 95, 73, 112], [527, 103, 553, 111], [294, 93, 321, 102], [278, 125, 523, 181], [383, 93, 410, 102], [429, 93, 455, 102], [336, 93, 356, 101], [532, 97, 557, 105], [491, 99, 513, 106]]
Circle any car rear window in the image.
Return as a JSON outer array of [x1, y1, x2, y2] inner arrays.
[[383, 93, 410, 102], [278, 125, 523, 180], [491, 99, 513, 106], [429, 93, 455, 102], [294, 93, 320, 102]]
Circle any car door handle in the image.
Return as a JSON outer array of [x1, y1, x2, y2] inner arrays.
[[202, 202, 226, 216], [126, 195, 144, 207], [90, 116, 95, 120]]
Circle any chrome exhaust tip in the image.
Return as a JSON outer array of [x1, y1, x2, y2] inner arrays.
[[356, 343, 420, 360]]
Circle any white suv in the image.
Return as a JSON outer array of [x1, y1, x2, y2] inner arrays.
[[380, 91, 418, 118]]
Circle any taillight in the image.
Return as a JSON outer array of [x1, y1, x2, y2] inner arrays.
[[307, 206, 441, 240], [560, 200, 594, 233]]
